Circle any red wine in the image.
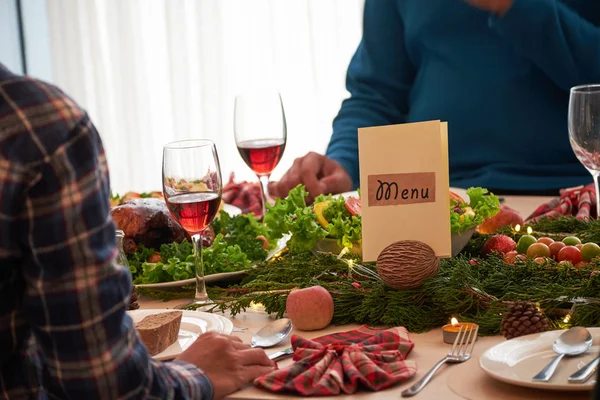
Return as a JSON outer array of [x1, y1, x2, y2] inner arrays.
[[165, 192, 221, 234], [237, 139, 286, 175]]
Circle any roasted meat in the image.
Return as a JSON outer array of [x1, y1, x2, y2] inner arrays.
[[111, 198, 216, 254], [111, 198, 189, 254]]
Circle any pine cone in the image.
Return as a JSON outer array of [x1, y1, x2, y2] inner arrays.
[[501, 301, 549, 339], [128, 285, 140, 310]]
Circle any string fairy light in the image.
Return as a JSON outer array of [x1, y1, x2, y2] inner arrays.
[[514, 224, 521, 232]]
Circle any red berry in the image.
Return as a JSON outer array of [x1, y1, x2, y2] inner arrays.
[[483, 234, 517, 255]]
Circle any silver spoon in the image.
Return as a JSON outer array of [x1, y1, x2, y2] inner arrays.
[[251, 318, 293, 348], [532, 327, 593, 382]]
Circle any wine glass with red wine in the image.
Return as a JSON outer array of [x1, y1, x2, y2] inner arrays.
[[162, 139, 222, 309], [234, 92, 287, 216]]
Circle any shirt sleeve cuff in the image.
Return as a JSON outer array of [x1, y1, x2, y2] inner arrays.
[[166, 360, 214, 400]]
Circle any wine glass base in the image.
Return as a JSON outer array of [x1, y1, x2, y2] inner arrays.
[[175, 298, 214, 311]]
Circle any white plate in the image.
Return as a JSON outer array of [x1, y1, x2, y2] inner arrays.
[[135, 270, 247, 290], [480, 328, 600, 391], [128, 309, 234, 360], [222, 203, 242, 216], [340, 187, 469, 202]]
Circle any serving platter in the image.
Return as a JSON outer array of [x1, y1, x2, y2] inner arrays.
[[135, 270, 248, 290], [134, 233, 290, 290]]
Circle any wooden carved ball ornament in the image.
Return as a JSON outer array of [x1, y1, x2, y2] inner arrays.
[[376, 241, 440, 289]]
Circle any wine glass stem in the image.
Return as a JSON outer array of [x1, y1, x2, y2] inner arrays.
[[192, 233, 209, 302], [594, 173, 600, 219], [258, 174, 270, 216]]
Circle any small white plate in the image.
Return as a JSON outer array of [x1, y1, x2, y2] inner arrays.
[[128, 309, 234, 360], [480, 328, 600, 391]]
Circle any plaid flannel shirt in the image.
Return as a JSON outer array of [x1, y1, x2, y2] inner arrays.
[[0, 65, 213, 399]]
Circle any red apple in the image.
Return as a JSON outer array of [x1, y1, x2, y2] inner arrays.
[[286, 286, 334, 331]]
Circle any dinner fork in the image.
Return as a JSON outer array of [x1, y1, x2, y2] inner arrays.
[[401, 325, 479, 397]]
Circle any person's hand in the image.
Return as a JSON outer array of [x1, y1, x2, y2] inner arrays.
[[463, 0, 514, 15], [175, 332, 275, 399], [269, 152, 353, 203]]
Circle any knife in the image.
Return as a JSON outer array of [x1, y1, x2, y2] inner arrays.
[[568, 356, 600, 383], [268, 347, 293, 361]]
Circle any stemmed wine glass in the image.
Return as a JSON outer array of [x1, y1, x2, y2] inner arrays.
[[234, 92, 287, 216], [162, 139, 222, 309], [569, 84, 600, 217]]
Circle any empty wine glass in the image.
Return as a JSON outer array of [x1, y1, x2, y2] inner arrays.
[[162, 139, 222, 309], [234, 92, 287, 216], [569, 84, 600, 217]]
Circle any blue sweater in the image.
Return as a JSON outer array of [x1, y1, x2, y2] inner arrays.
[[326, 0, 600, 192]]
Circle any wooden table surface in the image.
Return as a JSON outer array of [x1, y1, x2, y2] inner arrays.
[[139, 195, 596, 399]]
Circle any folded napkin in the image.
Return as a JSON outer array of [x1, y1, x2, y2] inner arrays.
[[525, 183, 596, 223], [254, 325, 416, 396], [222, 173, 263, 216]]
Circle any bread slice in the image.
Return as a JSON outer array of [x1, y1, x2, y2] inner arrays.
[[136, 311, 183, 356]]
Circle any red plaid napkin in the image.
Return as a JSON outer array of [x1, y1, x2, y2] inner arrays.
[[254, 325, 416, 396], [525, 184, 596, 223], [222, 173, 264, 216]]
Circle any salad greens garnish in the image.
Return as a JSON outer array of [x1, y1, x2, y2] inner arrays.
[[264, 185, 328, 253], [315, 193, 362, 248], [127, 212, 265, 284], [450, 187, 500, 234], [126, 184, 499, 284], [212, 211, 272, 261]]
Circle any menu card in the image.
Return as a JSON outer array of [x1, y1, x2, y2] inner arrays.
[[358, 120, 451, 261]]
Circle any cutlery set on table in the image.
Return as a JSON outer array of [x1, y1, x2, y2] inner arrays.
[[532, 326, 596, 384], [401, 325, 599, 397]]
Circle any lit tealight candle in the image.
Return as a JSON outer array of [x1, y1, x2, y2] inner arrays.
[[442, 317, 479, 344]]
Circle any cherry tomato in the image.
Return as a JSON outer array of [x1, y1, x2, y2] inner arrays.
[[557, 245, 582, 264], [345, 197, 361, 217], [548, 242, 566, 259], [504, 251, 526, 265], [537, 237, 554, 246]]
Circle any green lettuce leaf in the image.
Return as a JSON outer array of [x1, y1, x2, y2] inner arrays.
[[211, 211, 270, 261], [264, 185, 327, 253]]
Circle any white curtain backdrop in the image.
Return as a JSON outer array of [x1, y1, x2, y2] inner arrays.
[[46, 0, 364, 194]]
